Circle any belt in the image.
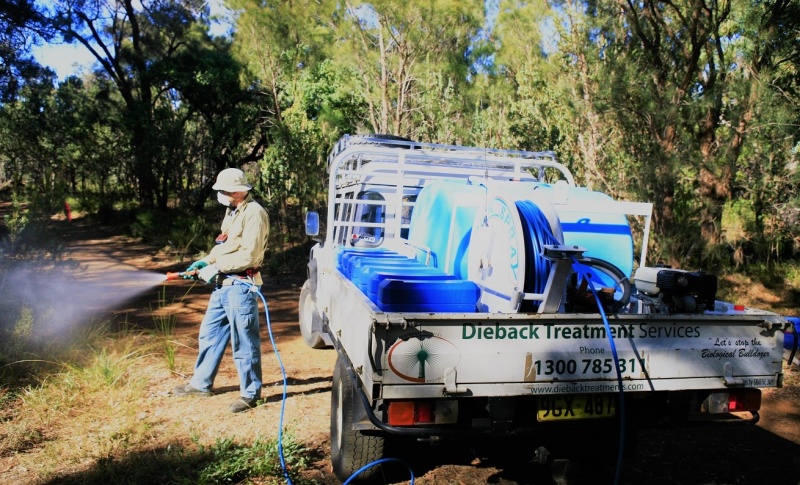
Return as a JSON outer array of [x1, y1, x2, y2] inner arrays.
[[214, 268, 261, 288], [233, 267, 260, 277]]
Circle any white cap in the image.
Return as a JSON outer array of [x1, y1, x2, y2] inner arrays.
[[212, 168, 252, 192]]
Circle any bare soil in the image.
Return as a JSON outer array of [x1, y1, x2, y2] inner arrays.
[[3, 214, 800, 485]]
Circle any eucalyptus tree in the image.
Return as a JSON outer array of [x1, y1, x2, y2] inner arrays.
[[488, 0, 799, 267], [726, 0, 800, 263], [0, 74, 58, 195], [487, 2, 572, 162], [488, 1, 630, 193], [44, 0, 243, 209], [0, 0, 53, 102], [333, 0, 484, 139], [150, 39, 266, 211], [601, 0, 800, 265], [0, 72, 131, 214], [64, 76, 134, 213], [227, 0, 344, 242]]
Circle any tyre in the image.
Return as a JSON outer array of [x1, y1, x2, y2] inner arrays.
[[298, 280, 327, 349], [331, 354, 385, 483]]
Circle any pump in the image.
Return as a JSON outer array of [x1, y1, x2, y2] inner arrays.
[[633, 267, 718, 313]]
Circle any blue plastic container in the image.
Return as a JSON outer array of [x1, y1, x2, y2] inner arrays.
[[355, 263, 440, 289], [377, 279, 480, 313], [350, 259, 428, 289], [340, 252, 405, 276], [337, 247, 395, 273], [345, 255, 416, 279], [785, 317, 800, 350], [367, 269, 454, 299]]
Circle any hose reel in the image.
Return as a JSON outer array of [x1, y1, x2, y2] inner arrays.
[[469, 189, 632, 314]]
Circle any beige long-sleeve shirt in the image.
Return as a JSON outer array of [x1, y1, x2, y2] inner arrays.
[[201, 195, 269, 285]]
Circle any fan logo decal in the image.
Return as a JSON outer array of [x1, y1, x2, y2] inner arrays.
[[387, 331, 461, 383]]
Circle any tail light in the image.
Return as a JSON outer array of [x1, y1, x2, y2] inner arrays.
[[702, 389, 761, 414], [387, 400, 458, 426]]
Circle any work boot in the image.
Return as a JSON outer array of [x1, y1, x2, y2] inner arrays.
[[173, 384, 212, 397], [229, 396, 258, 413]]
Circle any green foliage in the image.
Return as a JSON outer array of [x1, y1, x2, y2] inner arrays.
[[1, 0, 798, 271], [784, 261, 800, 288], [195, 434, 312, 484], [722, 199, 756, 245], [76, 344, 145, 389], [149, 284, 197, 372], [0, 307, 35, 365], [263, 244, 313, 279], [3, 192, 30, 253], [130, 208, 217, 260], [129, 210, 161, 239]]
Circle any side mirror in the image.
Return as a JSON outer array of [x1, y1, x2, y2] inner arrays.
[[305, 211, 320, 236]]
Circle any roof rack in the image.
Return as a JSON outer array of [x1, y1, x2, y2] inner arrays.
[[328, 134, 558, 167]]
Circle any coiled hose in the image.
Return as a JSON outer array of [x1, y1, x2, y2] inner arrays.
[[516, 200, 561, 311]]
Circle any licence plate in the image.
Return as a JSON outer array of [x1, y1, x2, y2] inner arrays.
[[537, 394, 615, 422]]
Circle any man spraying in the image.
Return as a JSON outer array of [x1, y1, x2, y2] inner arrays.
[[173, 168, 270, 413]]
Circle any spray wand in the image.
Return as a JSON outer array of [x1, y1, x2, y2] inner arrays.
[[165, 270, 197, 281]]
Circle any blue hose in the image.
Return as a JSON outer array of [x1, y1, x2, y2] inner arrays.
[[514, 202, 626, 484], [230, 278, 293, 485], [570, 259, 626, 485], [516, 200, 561, 309], [233, 277, 416, 485], [343, 458, 415, 485]]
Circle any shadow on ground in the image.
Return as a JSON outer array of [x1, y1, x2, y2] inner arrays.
[[365, 421, 800, 485], [38, 440, 326, 485]]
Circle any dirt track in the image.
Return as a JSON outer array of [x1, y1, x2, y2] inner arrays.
[[22, 216, 800, 484]]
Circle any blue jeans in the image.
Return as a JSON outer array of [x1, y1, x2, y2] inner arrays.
[[189, 282, 262, 398]]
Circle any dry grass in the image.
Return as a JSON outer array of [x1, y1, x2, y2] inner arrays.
[[1, 326, 325, 485], [2, 335, 157, 480]]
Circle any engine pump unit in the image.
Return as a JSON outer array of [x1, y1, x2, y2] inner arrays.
[[633, 267, 717, 313]]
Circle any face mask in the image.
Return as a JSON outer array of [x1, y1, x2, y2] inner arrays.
[[217, 191, 233, 207]]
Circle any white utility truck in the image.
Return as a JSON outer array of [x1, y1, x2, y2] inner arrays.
[[299, 134, 791, 483]]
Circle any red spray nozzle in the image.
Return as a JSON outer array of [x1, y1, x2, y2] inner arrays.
[[166, 271, 198, 281]]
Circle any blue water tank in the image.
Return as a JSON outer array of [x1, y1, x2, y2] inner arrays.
[[555, 188, 634, 279], [407, 180, 485, 278]]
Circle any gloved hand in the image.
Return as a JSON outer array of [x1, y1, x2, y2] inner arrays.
[[197, 264, 219, 284], [183, 260, 208, 279]]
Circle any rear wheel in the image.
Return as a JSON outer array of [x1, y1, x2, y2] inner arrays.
[[299, 280, 326, 348], [331, 354, 385, 483]]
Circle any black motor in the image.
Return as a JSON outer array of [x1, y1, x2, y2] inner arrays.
[[633, 267, 717, 313], [656, 269, 717, 312]]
